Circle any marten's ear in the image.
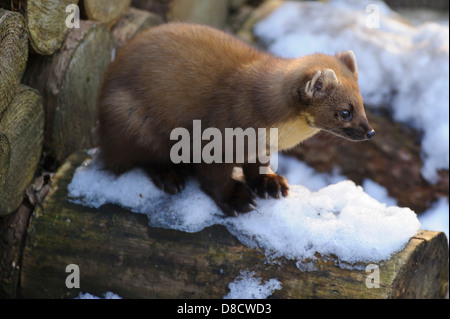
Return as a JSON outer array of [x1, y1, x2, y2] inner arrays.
[[305, 69, 339, 98], [337, 50, 358, 79]]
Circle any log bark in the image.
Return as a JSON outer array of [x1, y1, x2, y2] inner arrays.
[[83, 0, 131, 27], [0, 0, 79, 55], [0, 133, 10, 190], [0, 9, 28, 115], [23, 20, 113, 167], [111, 6, 163, 50], [0, 85, 44, 216], [17, 151, 449, 299], [0, 203, 33, 298]]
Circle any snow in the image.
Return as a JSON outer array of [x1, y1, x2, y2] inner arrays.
[[278, 156, 399, 207], [76, 291, 122, 299], [254, 0, 449, 184], [68, 150, 421, 264], [224, 271, 282, 299]]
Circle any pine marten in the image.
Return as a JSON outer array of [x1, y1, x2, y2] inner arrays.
[[98, 23, 375, 217]]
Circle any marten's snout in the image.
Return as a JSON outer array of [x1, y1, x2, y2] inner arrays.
[[340, 121, 375, 142], [361, 120, 375, 140], [366, 129, 376, 140], [359, 120, 375, 141]]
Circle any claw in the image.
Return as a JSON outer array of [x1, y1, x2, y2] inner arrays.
[[248, 173, 290, 200]]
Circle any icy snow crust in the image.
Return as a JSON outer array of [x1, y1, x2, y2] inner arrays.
[[67, 151, 421, 264], [254, 0, 449, 183], [76, 291, 122, 299], [224, 271, 282, 299]]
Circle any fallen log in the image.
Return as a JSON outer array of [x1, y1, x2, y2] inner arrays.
[[0, 85, 44, 216], [0, 8, 28, 115], [0, 0, 79, 55], [83, 0, 131, 27], [17, 151, 448, 299], [23, 20, 113, 166]]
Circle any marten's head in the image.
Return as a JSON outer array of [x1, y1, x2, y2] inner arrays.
[[298, 51, 375, 141]]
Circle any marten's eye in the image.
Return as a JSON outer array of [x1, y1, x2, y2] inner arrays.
[[340, 110, 352, 120]]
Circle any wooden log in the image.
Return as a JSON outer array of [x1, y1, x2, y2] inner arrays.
[[0, 133, 10, 190], [111, 6, 163, 50], [168, 0, 229, 28], [17, 151, 449, 299], [25, 0, 78, 55], [235, 0, 283, 43], [0, 171, 51, 298], [131, 0, 172, 21], [0, 85, 44, 216], [23, 20, 113, 167], [0, 9, 28, 115], [0, 203, 33, 298], [83, 0, 131, 27], [0, 0, 79, 55]]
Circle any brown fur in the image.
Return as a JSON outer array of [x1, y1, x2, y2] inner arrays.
[[98, 23, 374, 216]]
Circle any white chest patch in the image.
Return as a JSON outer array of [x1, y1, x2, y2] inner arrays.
[[276, 115, 320, 151]]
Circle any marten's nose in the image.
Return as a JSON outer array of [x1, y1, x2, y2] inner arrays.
[[366, 129, 376, 140]]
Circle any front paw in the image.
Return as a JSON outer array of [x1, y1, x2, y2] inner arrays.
[[247, 173, 289, 199], [220, 181, 258, 217], [145, 165, 186, 195]]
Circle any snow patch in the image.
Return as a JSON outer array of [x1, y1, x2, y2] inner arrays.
[[76, 291, 122, 299], [224, 271, 282, 299], [67, 150, 421, 264]]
